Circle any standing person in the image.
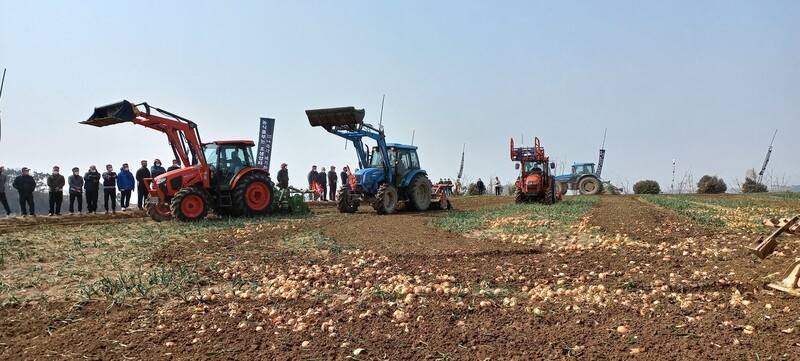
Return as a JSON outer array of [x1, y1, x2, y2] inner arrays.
[[455, 178, 462, 196], [102, 164, 118, 214], [167, 159, 181, 172], [84, 165, 101, 214], [494, 177, 502, 196], [117, 163, 135, 211], [340, 166, 349, 190], [307, 165, 318, 201], [317, 167, 328, 201], [327, 166, 337, 202], [476, 178, 485, 196], [68, 167, 84, 214], [135, 160, 150, 210], [0, 166, 12, 217], [12, 167, 36, 217], [46, 166, 66, 216], [276, 163, 289, 190], [150, 159, 166, 179], [446, 178, 454, 196]]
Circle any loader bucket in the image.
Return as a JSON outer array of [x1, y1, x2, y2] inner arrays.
[[81, 100, 137, 127], [306, 106, 365, 131]]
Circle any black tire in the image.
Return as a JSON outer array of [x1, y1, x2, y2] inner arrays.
[[233, 172, 274, 217], [372, 183, 399, 215], [337, 187, 359, 213], [146, 203, 173, 222], [514, 189, 526, 204], [171, 187, 211, 222], [543, 178, 555, 205], [405, 174, 432, 211], [578, 176, 602, 195]]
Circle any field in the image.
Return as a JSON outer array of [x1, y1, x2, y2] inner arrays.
[[1, 193, 800, 360]]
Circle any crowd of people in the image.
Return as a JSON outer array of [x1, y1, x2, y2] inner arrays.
[[0, 159, 176, 218]]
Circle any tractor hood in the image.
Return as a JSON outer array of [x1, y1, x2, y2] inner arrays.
[[355, 167, 384, 194], [553, 174, 572, 182], [81, 100, 138, 127]]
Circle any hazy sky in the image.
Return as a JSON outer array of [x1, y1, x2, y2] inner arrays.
[[1, 1, 798, 192]]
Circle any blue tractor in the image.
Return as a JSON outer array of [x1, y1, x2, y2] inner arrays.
[[554, 162, 603, 196], [306, 107, 449, 214]]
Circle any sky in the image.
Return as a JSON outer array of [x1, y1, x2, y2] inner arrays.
[[1, 1, 798, 192]]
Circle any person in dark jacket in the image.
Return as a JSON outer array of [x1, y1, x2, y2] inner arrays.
[[117, 163, 135, 211], [102, 164, 118, 214], [150, 159, 166, 179], [167, 159, 181, 172], [46, 165, 65, 216], [476, 178, 486, 196], [68, 167, 84, 214], [327, 166, 337, 202], [135, 160, 150, 210], [0, 166, 11, 216], [84, 165, 101, 214], [307, 165, 318, 201], [340, 166, 350, 191], [276, 163, 289, 189], [12, 167, 36, 217], [317, 167, 328, 201]]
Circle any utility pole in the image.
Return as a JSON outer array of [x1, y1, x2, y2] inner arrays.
[[758, 129, 778, 184], [671, 159, 676, 194]]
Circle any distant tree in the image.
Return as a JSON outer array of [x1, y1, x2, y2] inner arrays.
[[633, 180, 660, 194], [467, 183, 479, 196], [697, 175, 727, 194], [742, 169, 768, 193]]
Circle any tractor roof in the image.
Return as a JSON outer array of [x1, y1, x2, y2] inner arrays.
[[572, 162, 596, 166], [206, 140, 256, 146], [384, 143, 418, 150]]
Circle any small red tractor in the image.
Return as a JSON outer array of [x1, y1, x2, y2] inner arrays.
[[510, 137, 559, 204], [81, 100, 274, 222]]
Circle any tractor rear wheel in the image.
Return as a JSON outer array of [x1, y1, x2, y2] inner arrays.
[[373, 184, 399, 214], [405, 174, 432, 211], [233, 172, 274, 217], [544, 178, 555, 205], [514, 189, 526, 204], [171, 187, 211, 222], [578, 176, 602, 195], [337, 188, 359, 213], [147, 202, 172, 222]]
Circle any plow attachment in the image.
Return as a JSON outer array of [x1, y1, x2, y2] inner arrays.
[[306, 106, 365, 132], [80, 100, 138, 127], [749, 215, 800, 296]]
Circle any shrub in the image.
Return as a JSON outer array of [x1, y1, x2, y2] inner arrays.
[[741, 169, 768, 193], [633, 180, 660, 194], [697, 175, 727, 194]]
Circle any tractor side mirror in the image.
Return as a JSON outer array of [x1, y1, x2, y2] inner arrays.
[[515, 164, 520, 170], [550, 162, 555, 169]]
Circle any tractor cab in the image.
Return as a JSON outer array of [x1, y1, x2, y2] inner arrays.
[[571, 163, 596, 177], [366, 143, 420, 187], [204, 141, 257, 189]]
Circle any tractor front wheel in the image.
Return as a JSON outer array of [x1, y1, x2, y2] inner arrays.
[[405, 174, 432, 211], [373, 184, 399, 214], [233, 172, 274, 217], [578, 177, 602, 195], [514, 189, 526, 204], [147, 202, 173, 222], [544, 178, 555, 205], [171, 187, 211, 222], [337, 188, 359, 213]]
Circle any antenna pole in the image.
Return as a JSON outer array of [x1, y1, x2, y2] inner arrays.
[[411, 129, 415, 145], [379, 94, 385, 128], [601, 128, 607, 148]]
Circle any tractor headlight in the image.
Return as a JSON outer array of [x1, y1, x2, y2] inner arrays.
[[156, 178, 167, 185]]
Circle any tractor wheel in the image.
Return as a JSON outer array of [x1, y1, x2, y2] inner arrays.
[[405, 174, 432, 211], [233, 172, 274, 217], [544, 179, 555, 205], [372, 184, 399, 214], [146, 202, 173, 222], [171, 187, 211, 222], [514, 189, 526, 204], [337, 188, 359, 213], [578, 177, 602, 195]]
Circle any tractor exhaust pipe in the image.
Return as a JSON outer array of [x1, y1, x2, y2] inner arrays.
[[81, 100, 138, 127], [306, 106, 365, 132]]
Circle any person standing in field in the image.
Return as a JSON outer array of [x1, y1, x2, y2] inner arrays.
[[0, 166, 12, 217], [276, 163, 289, 190], [307, 165, 318, 201], [68, 167, 83, 214], [340, 166, 349, 190], [317, 167, 328, 201], [327, 165, 337, 202], [84, 165, 101, 214], [12, 167, 36, 217], [117, 163, 135, 211], [476, 178, 485, 196], [167, 159, 180, 172], [494, 177, 502, 196], [46, 165, 65, 216], [102, 164, 118, 214], [135, 160, 150, 210], [150, 159, 166, 179]]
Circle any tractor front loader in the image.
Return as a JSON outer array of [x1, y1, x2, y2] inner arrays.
[[306, 106, 449, 214], [748, 215, 800, 296], [82, 100, 274, 222]]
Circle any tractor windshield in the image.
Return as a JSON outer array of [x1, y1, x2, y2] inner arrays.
[[524, 161, 544, 173], [369, 147, 396, 168], [204, 144, 218, 171], [572, 164, 595, 176]]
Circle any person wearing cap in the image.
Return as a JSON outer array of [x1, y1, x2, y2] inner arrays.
[[150, 159, 166, 179], [167, 159, 181, 172], [117, 163, 135, 211], [317, 167, 328, 201], [276, 163, 289, 190], [327, 165, 337, 202], [340, 166, 350, 191], [46, 166, 66, 216], [135, 160, 150, 210], [102, 164, 118, 214], [68, 167, 84, 214], [84, 165, 101, 214], [307, 165, 319, 201], [12, 167, 36, 217], [0, 166, 12, 216]]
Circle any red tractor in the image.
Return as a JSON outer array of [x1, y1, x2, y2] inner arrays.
[[81, 100, 274, 222], [510, 137, 558, 204]]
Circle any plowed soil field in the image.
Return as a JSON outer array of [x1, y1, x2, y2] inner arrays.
[[1, 194, 799, 360]]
